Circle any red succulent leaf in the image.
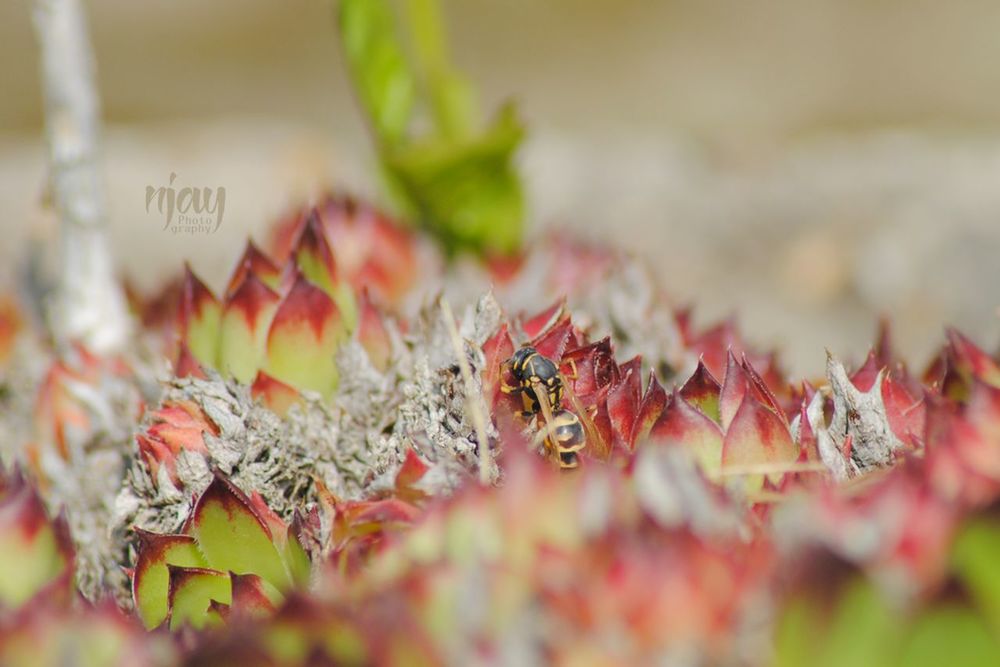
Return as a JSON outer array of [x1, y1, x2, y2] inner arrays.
[[174, 342, 206, 379], [229, 572, 278, 618], [482, 324, 516, 410], [290, 507, 324, 558], [225, 272, 281, 330], [679, 359, 722, 424], [274, 195, 419, 306], [607, 357, 643, 449], [650, 392, 724, 474], [944, 380, 1000, 491], [741, 354, 789, 426], [588, 394, 616, 461], [292, 209, 338, 280], [250, 370, 300, 416], [563, 337, 618, 401], [225, 241, 282, 298], [719, 351, 750, 432], [721, 394, 798, 482], [849, 350, 884, 395], [394, 449, 430, 501], [922, 347, 949, 389], [148, 403, 216, 446], [521, 299, 566, 340], [331, 498, 422, 553], [633, 370, 668, 445], [530, 315, 575, 362], [882, 375, 925, 445], [946, 328, 1000, 389], [923, 397, 1000, 505], [796, 400, 820, 462], [925, 381, 1000, 507], [137, 435, 178, 485]]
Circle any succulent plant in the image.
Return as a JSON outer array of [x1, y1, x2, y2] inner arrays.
[[178, 210, 359, 399], [9, 175, 1000, 665], [0, 466, 74, 611], [131, 474, 310, 630]]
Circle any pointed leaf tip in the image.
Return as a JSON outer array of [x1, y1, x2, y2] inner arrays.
[[265, 274, 343, 397], [680, 359, 722, 424], [225, 240, 282, 297]]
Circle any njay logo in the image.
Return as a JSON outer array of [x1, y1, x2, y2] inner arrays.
[[146, 172, 226, 234]]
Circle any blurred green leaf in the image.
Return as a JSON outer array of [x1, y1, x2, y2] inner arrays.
[[404, 0, 477, 140], [897, 606, 999, 667], [339, 0, 416, 146], [773, 578, 899, 667], [951, 516, 1000, 631], [386, 104, 524, 256], [338, 0, 525, 257]]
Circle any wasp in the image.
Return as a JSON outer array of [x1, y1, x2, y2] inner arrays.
[[541, 409, 586, 469], [501, 346, 564, 416]]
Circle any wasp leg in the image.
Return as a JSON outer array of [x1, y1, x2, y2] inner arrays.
[[500, 377, 522, 394], [562, 358, 579, 381]]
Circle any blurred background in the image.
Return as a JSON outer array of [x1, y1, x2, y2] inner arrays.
[[2, 0, 1000, 376]]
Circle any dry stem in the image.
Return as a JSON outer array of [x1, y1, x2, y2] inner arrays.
[[33, 0, 130, 353]]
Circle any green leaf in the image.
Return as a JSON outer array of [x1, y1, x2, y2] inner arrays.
[[132, 531, 208, 629], [0, 510, 66, 608], [264, 275, 344, 399], [404, 0, 476, 140], [283, 532, 312, 588], [385, 105, 525, 256], [952, 517, 1000, 631], [338, 0, 525, 257], [188, 476, 291, 592], [339, 0, 416, 146], [773, 578, 899, 667], [167, 566, 231, 631], [897, 606, 1000, 667]]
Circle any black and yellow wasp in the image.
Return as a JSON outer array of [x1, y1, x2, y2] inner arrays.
[[501, 345, 564, 416], [501, 345, 585, 469], [541, 408, 586, 469]]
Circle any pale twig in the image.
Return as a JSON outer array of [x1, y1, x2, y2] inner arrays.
[[440, 299, 493, 484], [33, 0, 130, 353]]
